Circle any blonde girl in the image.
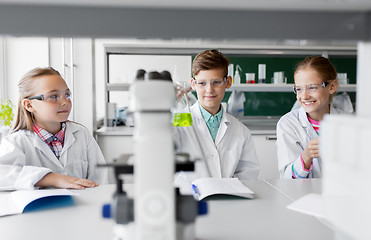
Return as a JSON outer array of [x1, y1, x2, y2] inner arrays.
[[0, 67, 107, 189], [277, 56, 340, 179]]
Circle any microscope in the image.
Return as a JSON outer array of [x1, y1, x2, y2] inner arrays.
[[102, 70, 206, 240]]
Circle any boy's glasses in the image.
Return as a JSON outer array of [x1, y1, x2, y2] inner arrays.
[[293, 82, 329, 94], [27, 91, 72, 103], [193, 77, 227, 88]]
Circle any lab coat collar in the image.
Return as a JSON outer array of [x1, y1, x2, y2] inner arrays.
[[215, 104, 231, 145], [33, 130, 64, 168], [298, 107, 319, 139], [32, 122, 79, 168], [62, 121, 79, 155], [192, 102, 214, 143], [298, 107, 309, 128], [298, 105, 338, 139]]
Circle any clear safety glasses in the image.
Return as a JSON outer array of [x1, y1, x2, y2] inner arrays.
[[293, 82, 329, 95], [193, 77, 227, 88], [27, 91, 72, 103]]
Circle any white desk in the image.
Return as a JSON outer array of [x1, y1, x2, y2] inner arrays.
[[0, 180, 333, 240], [197, 180, 332, 240], [265, 178, 323, 201]]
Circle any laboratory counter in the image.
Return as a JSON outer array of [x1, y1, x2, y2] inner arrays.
[[95, 116, 279, 137], [0, 179, 334, 240], [95, 117, 280, 180]]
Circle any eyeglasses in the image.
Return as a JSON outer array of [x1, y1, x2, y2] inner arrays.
[[293, 82, 329, 94], [27, 91, 72, 103], [193, 77, 227, 88]]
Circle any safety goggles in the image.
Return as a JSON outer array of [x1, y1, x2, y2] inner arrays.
[[192, 77, 227, 88], [27, 91, 72, 103], [293, 82, 329, 94]]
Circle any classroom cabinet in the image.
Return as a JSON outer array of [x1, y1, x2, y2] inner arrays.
[[251, 134, 279, 179]]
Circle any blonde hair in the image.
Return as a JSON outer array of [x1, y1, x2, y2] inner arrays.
[[11, 67, 62, 133]]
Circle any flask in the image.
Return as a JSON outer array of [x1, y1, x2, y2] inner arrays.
[[173, 82, 193, 127]]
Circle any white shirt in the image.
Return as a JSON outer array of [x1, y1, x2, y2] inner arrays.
[[173, 102, 260, 181], [0, 122, 108, 189], [276, 106, 342, 179]]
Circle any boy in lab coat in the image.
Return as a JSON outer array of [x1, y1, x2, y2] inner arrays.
[[173, 49, 260, 181]]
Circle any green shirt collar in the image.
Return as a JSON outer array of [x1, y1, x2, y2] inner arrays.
[[199, 103, 223, 122], [199, 103, 223, 142]]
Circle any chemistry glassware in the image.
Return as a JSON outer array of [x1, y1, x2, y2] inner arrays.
[[172, 82, 193, 127]]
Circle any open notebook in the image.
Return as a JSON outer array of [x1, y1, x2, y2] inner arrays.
[[0, 189, 78, 217], [191, 178, 254, 200]]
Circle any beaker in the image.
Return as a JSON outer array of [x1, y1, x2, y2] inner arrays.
[[246, 73, 255, 84], [172, 82, 193, 127]]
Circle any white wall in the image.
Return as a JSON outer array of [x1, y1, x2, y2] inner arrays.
[[2, 37, 49, 105], [94, 39, 192, 121], [0, 36, 95, 133]]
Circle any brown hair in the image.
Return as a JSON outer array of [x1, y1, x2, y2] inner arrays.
[[11, 67, 62, 133], [192, 49, 230, 77], [295, 56, 338, 101]]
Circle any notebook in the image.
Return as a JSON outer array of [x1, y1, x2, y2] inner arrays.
[[0, 189, 78, 217], [191, 178, 254, 200]]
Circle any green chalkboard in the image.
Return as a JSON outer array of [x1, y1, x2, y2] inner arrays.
[[192, 55, 357, 116]]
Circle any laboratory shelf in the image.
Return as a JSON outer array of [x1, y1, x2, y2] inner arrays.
[[101, 45, 357, 129], [227, 84, 356, 92]]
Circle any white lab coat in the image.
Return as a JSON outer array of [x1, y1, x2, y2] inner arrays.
[[173, 102, 260, 182], [276, 106, 342, 179], [0, 122, 108, 189]]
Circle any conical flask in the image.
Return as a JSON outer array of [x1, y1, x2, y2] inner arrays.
[[172, 82, 193, 127]]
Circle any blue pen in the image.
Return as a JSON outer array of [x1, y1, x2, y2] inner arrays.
[[192, 184, 199, 196]]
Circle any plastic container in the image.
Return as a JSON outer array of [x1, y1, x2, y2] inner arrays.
[[258, 64, 266, 84], [337, 73, 348, 84], [228, 64, 234, 82], [234, 65, 242, 84], [272, 71, 287, 84]]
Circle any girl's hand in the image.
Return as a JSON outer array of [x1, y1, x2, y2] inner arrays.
[[35, 172, 99, 189], [302, 137, 320, 169]]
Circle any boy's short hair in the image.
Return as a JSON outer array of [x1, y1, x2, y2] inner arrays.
[[192, 49, 230, 77]]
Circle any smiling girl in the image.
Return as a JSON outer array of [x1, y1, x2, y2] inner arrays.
[[0, 67, 107, 189], [276, 56, 341, 179]]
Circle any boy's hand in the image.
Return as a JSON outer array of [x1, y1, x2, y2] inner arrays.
[[35, 172, 99, 189], [175, 83, 192, 100], [301, 137, 320, 169]]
